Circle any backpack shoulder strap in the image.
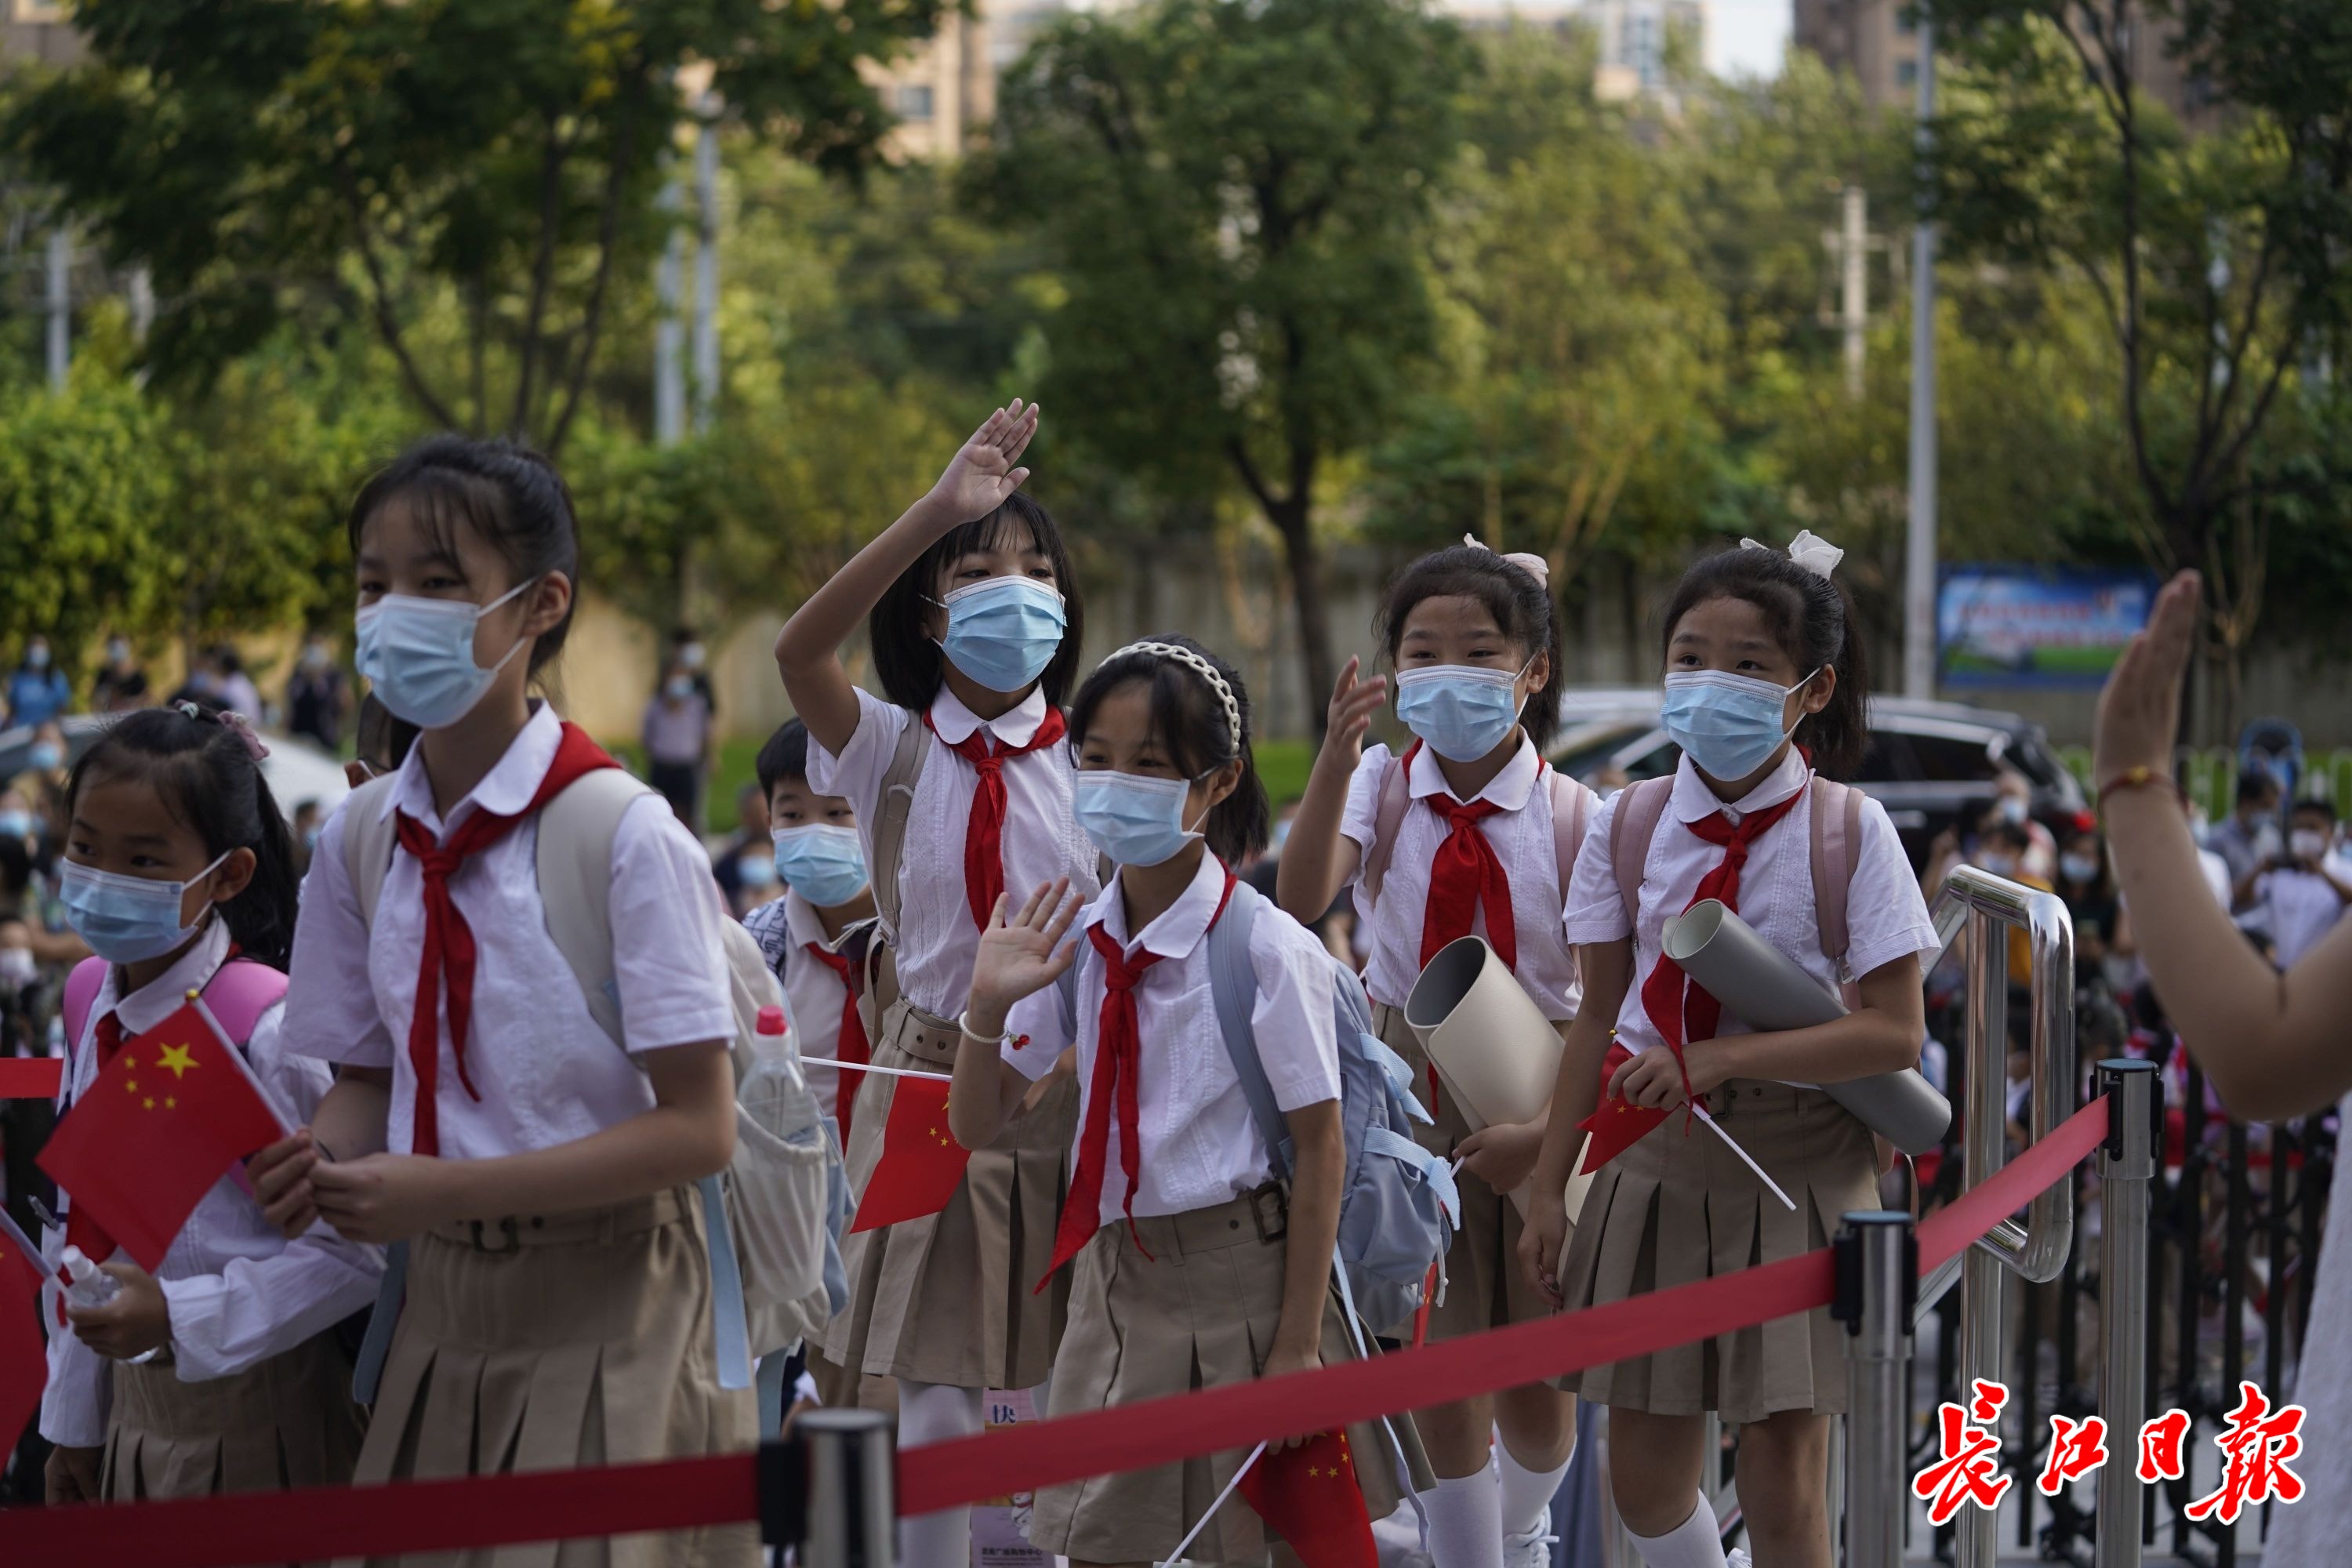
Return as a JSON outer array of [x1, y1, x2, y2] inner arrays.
[[1357, 751, 1414, 909], [535, 768, 659, 1051], [1203, 880, 1291, 1173], [1808, 777, 1866, 974], [204, 959, 291, 1042], [1547, 769, 1592, 901], [1608, 777, 1674, 930], [339, 775, 405, 931], [866, 713, 930, 939], [62, 956, 107, 1055]]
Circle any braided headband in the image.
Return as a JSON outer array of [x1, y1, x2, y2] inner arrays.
[[1100, 641, 1243, 756], [172, 701, 271, 761]]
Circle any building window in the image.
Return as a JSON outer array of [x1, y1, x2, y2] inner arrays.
[[897, 84, 935, 122], [1896, 60, 1920, 87]]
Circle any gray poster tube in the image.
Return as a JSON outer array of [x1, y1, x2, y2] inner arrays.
[[1661, 900, 1951, 1155]]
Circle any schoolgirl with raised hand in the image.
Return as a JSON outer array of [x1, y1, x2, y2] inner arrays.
[[773, 401, 1096, 1568], [1520, 536, 1940, 1568], [1278, 539, 1592, 1568]]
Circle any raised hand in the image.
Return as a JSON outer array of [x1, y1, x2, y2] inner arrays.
[[926, 399, 1041, 526], [1323, 656, 1388, 766], [970, 879, 1081, 1020], [2094, 570, 2198, 787]]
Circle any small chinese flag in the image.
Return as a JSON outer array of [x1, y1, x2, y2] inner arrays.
[[1240, 1430, 1377, 1568], [37, 1000, 285, 1270], [848, 1076, 973, 1234], [2, 1216, 47, 1453], [1576, 1040, 1669, 1174], [0, 1057, 62, 1100]]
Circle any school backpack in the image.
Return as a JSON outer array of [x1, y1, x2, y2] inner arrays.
[[1054, 880, 1460, 1332], [60, 955, 289, 1086], [1356, 746, 1592, 915], [339, 763, 848, 1395], [1605, 773, 1869, 1004]]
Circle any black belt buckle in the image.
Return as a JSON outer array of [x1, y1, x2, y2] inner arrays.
[[1247, 1182, 1288, 1243], [469, 1216, 521, 1254]]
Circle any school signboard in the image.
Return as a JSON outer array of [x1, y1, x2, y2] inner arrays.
[[1936, 566, 2157, 688]]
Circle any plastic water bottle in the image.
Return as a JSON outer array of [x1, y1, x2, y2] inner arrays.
[[60, 1245, 160, 1364]]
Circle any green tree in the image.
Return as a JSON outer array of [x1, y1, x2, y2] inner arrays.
[[0, 376, 176, 667], [1933, 0, 2352, 736], [7, 0, 951, 455], [980, 0, 1475, 722]]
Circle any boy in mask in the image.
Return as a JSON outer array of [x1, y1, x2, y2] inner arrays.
[[2249, 799, 2352, 969]]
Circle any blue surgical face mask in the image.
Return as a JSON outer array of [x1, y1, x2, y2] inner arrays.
[[2060, 853, 2101, 884], [59, 851, 230, 964], [737, 848, 779, 891], [27, 743, 61, 773], [1394, 661, 1531, 763], [354, 579, 533, 730], [932, 577, 1066, 694], [772, 824, 870, 908], [1074, 770, 1206, 868], [1659, 667, 1820, 782], [0, 810, 32, 840]]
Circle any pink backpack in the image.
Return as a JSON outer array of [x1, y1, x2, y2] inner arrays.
[[60, 955, 289, 1099]]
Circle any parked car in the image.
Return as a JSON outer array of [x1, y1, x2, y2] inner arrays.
[[1547, 688, 2089, 870], [0, 713, 350, 826]]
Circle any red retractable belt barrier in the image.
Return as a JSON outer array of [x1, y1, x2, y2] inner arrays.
[[0, 1095, 2111, 1566]]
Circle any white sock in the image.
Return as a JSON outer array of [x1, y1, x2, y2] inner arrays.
[[1497, 1443, 1572, 1540], [896, 1381, 985, 1568], [1625, 1490, 1726, 1568], [1371, 1501, 1429, 1566], [1424, 1466, 1504, 1568]]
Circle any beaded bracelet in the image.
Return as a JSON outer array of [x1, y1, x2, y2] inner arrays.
[[2094, 764, 2187, 820]]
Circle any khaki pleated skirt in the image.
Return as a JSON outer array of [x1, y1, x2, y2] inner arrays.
[[1370, 1004, 1560, 1343], [1555, 1078, 1876, 1425], [351, 1188, 757, 1568], [1027, 1189, 1431, 1566], [101, 1330, 365, 1521], [817, 999, 1073, 1390]]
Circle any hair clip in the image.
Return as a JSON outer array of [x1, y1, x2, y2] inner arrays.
[[1740, 529, 1844, 581], [1461, 534, 1551, 590], [213, 710, 271, 762], [1104, 641, 1243, 754]]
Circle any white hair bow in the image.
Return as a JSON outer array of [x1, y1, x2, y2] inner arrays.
[[1461, 534, 1551, 589], [1740, 528, 1844, 580]]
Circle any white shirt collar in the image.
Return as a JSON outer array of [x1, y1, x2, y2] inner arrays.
[[1406, 735, 1541, 811], [929, 684, 1050, 750], [380, 702, 564, 833], [1090, 851, 1229, 962], [783, 889, 838, 953], [1670, 745, 1809, 826], [103, 920, 232, 1036]]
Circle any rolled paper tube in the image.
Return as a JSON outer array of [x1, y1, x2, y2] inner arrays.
[[1660, 900, 1953, 1156]]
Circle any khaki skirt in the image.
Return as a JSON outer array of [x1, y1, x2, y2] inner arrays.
[[817, 998, 1073, 1391], [1555, 1078, 1876, 1426], [1370, 1003, 1559, 1343], [353, 1188, 757, 1568], [102, 1330, 365, 1510], [1027, 1189, 1432, 1566]]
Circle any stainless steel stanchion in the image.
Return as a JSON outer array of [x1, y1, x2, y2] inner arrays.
[[796, 1407, 897, 1568], [1835, 1210, 1918, 1568], [2096, 1059, 2156, 1568]]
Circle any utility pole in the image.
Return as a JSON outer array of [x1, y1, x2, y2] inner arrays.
[[1903, 12, 1940, 702], [1841, 183, 1869, 402], [45, 224, 70, 390], [691, 107, 720, 437], [655, 176, 686, 447]]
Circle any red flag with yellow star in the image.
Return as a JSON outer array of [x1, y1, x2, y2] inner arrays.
[[1239, 1430, 1377, 1568], [1576, 1039, 1670, 1174], [848, 1076, 972, 1234], [37, 1000, 286, 1270]]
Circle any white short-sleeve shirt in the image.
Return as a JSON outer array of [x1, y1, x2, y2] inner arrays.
[[1004, 855, 1341, 1227], [1341, 738, 1592, 1019], [1562, 751, 1940, 1074], [41, 924, 383, 1447], [2252, 858, 2352, 970], [282, 703, 737, 1160], [742, 891, 853, 1067], [807, 685, 1099, 1018]]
